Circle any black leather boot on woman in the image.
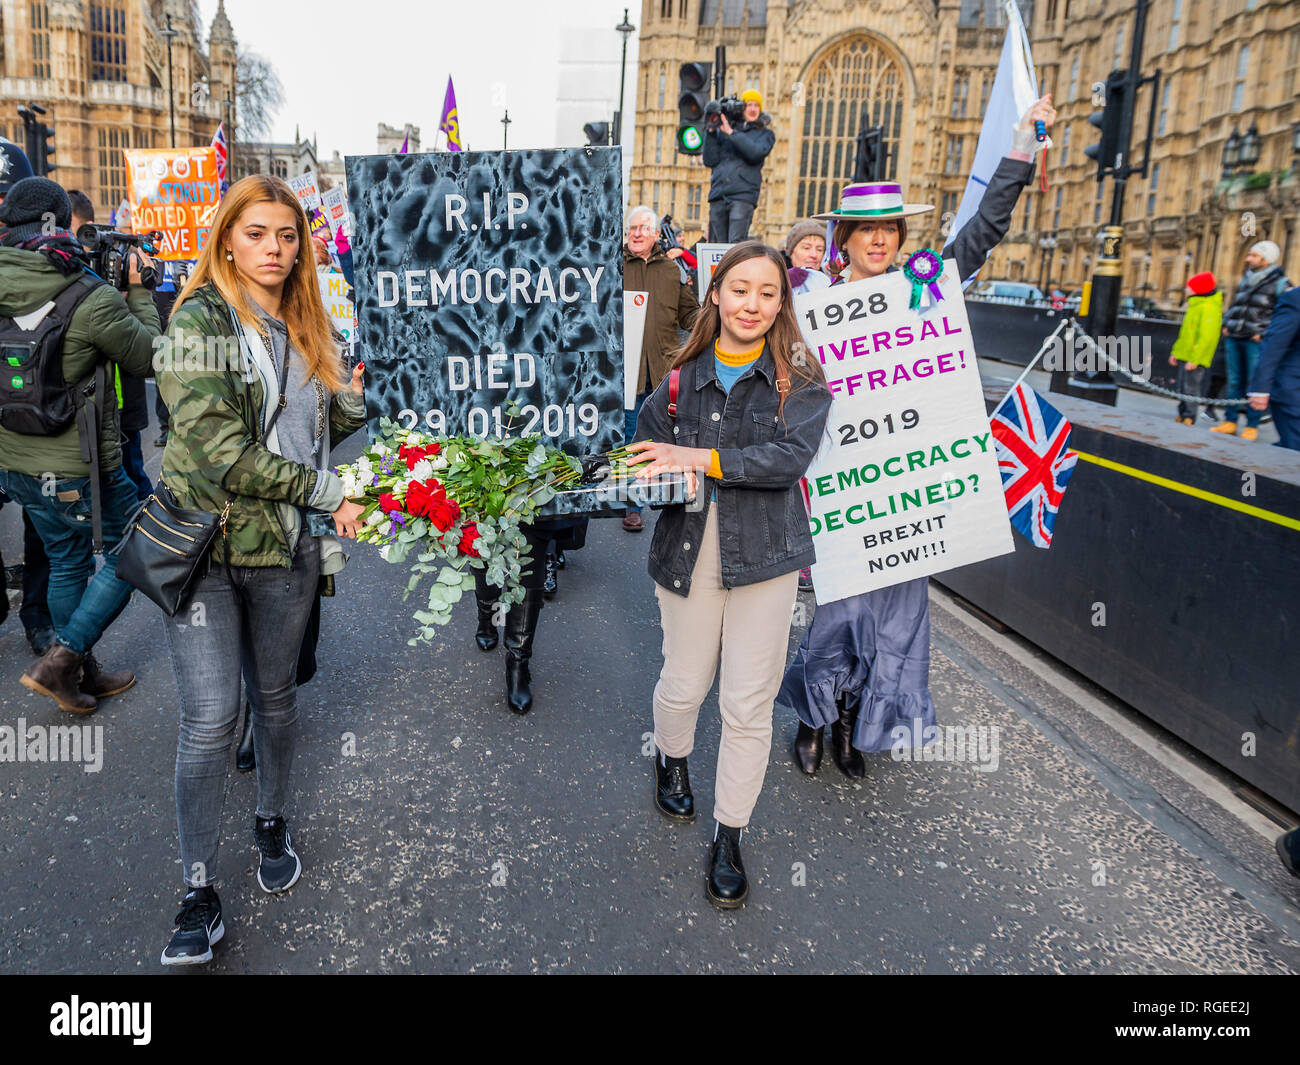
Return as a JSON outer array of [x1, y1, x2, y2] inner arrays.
[[831, 695, 866, 778], [503, 590, 544, 714], [473, 572, 500, 652]]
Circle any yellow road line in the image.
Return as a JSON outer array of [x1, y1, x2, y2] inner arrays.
[[1072, 448, 1300, 531]]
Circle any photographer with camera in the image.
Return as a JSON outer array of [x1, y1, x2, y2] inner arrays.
[[70, 190, 154, 499], [703, 89, 774, 243], [0, 177, 161, 713]]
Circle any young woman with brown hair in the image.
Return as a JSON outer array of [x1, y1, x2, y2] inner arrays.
[[154, 175, 367, 964], [627, 241, 832, 909]]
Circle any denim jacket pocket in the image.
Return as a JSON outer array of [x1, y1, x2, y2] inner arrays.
[[669, 417, 699, 447], [748, 409, 779, 443]]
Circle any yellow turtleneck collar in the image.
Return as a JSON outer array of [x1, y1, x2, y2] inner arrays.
[[714, 337, 765, 366]]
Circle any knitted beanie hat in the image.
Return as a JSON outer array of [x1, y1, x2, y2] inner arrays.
[[784, 219, 825, 256], [0, 176, 72, 239], [1186, 271, 1216, 296], [1250, 240, 1281, 265]]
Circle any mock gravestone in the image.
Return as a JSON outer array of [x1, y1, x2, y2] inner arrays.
[[345, 147, 623, 516]]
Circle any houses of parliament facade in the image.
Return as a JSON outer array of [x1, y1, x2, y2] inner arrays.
[[0, 0, 234, 216], [630, 0, 1300, 306]]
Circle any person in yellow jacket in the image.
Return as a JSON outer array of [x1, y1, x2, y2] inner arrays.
[[1169, 271, 1223, 426]]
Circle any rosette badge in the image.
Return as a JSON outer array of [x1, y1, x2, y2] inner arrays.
[[903, 248, 945, 310]]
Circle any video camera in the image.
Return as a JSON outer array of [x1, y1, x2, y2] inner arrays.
[[704, 95, 747, 128], [77, 224, 161, 291]]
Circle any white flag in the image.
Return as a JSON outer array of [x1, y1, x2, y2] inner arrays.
[[944, 0, 1039, 282]]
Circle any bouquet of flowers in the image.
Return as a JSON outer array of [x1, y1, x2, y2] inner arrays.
[[336, 416, 582, 645]]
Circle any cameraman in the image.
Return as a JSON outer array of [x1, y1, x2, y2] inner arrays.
[[0, 177, 160, 714], [703, 89, 774, 243]]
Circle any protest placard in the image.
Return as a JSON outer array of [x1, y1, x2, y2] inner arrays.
[[695, 242, 733, 303], [796, 262, 1012, 602], [623, 290, 648, 410], [288, 171, 322, 212], [345, 146, 624, 515], [318, 270, 356, 341], [320, 185, 349, 237], [123, 148, 221, 261]]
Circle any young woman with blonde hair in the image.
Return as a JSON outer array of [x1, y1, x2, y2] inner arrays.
[[155, 175, 367, 964]]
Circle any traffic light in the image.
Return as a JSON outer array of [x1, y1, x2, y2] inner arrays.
[[676, 61, 711, 154], [34, 119, 54, 176], [853, 125, 884, 182], [583, 121, 611, 146], [1084, 70, 1127, 180]]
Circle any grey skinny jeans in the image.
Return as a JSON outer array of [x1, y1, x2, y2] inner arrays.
[[166, 531, 320, 889]]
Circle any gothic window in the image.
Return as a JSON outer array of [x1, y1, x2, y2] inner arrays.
[[951, 72, 969, 118], [796, 36, 906, 218], [90, 2, 129, 82], [1231, 45, 1250, 112], [97, 127, 131, 210], [687, 183, 702, 223], [30, 2, 50, 79], [944, 135, 964, 175]]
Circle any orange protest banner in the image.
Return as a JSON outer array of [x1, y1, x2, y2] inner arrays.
[[123, 148, 222, 261]]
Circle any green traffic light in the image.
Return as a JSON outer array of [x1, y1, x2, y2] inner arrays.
[[679, 126, 703, 153]]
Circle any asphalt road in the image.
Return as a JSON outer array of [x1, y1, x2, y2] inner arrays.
[[1, 402, 1298, 974]]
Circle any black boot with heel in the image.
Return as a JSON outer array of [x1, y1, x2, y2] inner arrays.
[[473, 573, 499, 651], [503, 590, 544, 714], [793, 721, 823, 775], [831, 696, 866, 778]]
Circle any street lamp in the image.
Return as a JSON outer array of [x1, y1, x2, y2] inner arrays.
[[501, 110, 511, 151], [161, 14, 178, 148], [614, 8, 635, 146], [1293, 121, 1300, 157], [1238, 121, 1261, 171], [224, 94, 234, 180], [1037, 234, 1058, 294], [1222, 126, 1241, 177]]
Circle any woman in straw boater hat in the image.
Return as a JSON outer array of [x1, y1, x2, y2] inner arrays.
[[777, 94, 1057, 778]]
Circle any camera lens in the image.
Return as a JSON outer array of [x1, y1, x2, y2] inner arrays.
[[77, 224, 100, 247]]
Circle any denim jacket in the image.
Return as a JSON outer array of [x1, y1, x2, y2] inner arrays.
[[633, 345, 832, 595]]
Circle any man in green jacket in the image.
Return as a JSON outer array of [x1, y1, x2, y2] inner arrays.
[[0, 178, 161, 713], [1169, 271, 1223, 426]]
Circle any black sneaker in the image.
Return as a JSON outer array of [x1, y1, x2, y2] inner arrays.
[[160, 886, 224, 966], [254, 816, 302, 893]]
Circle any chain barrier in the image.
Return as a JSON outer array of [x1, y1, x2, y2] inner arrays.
[[1059, 319, 1254, 406]]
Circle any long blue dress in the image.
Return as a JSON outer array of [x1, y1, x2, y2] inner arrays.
[[777, 156, 1036, 752]]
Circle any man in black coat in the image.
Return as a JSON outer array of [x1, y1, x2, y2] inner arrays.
[[703, 90, 775, 243], [1213, 240, 1289, 440]]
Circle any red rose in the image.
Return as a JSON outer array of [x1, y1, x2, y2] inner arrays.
[[426, 496, 458, 532], [458, 523, 481, 558], [404, 478, 446, 519], [379, 491, 402, 513], [399, 442, 437, 471]]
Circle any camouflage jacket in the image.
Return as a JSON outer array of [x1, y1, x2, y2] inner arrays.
[[157, 282, 366, 568]]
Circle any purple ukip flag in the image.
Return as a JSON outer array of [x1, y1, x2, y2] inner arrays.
[[439, 77, 463, 151]]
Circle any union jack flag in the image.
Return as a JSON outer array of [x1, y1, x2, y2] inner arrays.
[[212, 122, 228, 190], [991, 384, 1078, 548]]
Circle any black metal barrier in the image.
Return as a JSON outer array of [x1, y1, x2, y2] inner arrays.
[[966, 300, 1184, 390], [936, 389, 1300, 813]]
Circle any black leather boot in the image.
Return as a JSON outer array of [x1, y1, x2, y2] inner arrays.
[[832, 696, 866, 778], [554, 548, 566, 570], [706, 824, 748, 909], [236, 702, 255, 772], [503, 590, 544, 714], [653, 749, 695, 822], [793, 721, 823, 775], [473, 573, 499, 652]]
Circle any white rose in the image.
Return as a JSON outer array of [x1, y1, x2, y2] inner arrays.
[[372, 443, 390, 456], [411, 459, 434, 481], [366, 510, 385, 527], [429, 454, 448, 470]]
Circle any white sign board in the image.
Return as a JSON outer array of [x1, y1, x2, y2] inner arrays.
[[623, 290, 649, 410], [320, 185, 349, 238], [796, 261, 1013, 602], [289, 171, 322, 213], [695, 242, 734, 304], [319, 270, 356, 349]]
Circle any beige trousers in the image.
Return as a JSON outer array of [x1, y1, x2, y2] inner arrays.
[[652, 505, 799, 828]]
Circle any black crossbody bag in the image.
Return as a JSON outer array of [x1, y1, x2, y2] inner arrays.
[[114, 324, 290, 616]]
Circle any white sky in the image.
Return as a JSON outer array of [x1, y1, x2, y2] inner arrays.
[[199, 0, 641, 156]]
